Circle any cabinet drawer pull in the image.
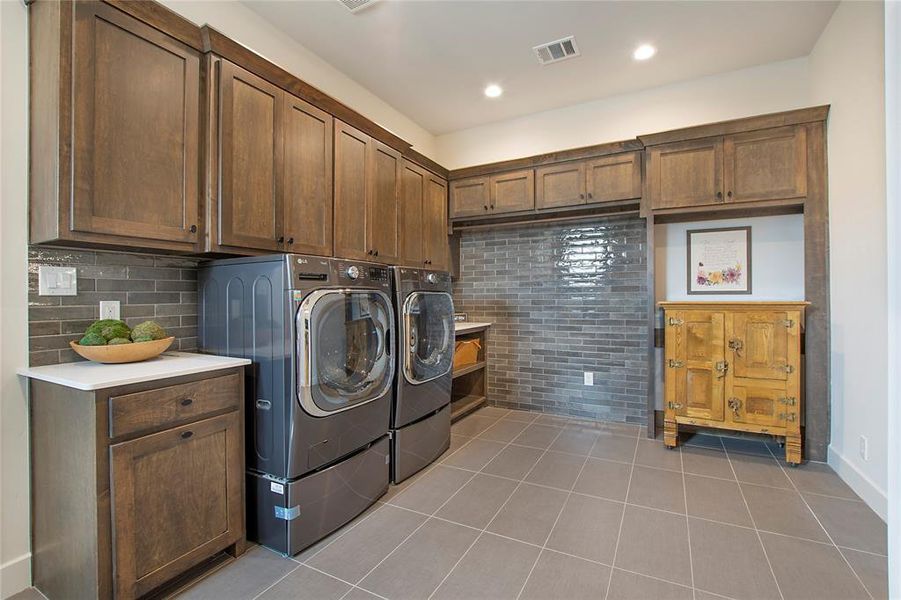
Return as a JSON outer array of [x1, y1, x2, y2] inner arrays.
[[728, 397, 742, 416], [180, 398, 193, 407], [189, 224, 197, 233], [181, 431, 194, 439]]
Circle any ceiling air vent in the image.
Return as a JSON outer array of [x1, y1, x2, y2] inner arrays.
[[533, 36, 580, 65], [337, 0, 378, 13]]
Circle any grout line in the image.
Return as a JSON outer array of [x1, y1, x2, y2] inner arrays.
[[602, 430, 641, 600], [680, 443, 697, 600], [514, 430, 595, 600], [424, 419, 569, 600], [764, 444, 876, 600], [342, 412, 543, 600], [722, 441, 786, 600], [252, 562, 304, 600]]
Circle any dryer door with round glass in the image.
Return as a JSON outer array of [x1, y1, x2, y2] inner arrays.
[[403, 291, 454, 385], [297, 290, 394, 417]]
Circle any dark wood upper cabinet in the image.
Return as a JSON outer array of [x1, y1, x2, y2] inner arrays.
[[585, 151, 642, 203], [536, 162, 586, 209], [400, 160, 427, 267], [334, 120, 372, 261], [647, 137, 724, 210], [369, 141, 403, 264], [282, 95, 334, 256], [489, 170, 535, 214], [31, 1, 201, 251], [424, 175, 450, 271], [724, 126, 807, 203], [450, 176, 491, 218], [217, 60, 282, 252]]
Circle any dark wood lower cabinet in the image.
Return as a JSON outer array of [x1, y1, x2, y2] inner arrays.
[[30, 369, 246, 600]]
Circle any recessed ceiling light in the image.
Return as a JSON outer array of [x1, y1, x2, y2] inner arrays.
[[633, 44, 656, 61], [484, 84, 503, 98]]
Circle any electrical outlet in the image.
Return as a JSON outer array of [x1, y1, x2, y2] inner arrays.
[[859, 435, 869, 461], [584, 371, 594, 386], [100, 301, 120, 321]]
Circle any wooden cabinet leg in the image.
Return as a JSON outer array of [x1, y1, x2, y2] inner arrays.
[[664, 418, 679, 448], [785, 434, 802, 465], [226, 538, 249, 558]]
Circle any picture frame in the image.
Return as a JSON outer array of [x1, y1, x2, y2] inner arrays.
[[687, 226, 752, 295]]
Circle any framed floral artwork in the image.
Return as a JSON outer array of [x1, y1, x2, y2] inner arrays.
[[687, 226, 751, 294]]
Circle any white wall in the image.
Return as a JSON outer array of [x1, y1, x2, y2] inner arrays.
[[883, 1, 899, 595], [159, 0, 438, 159], [808, 0, 887, 519], [654, 215, 805, 302], [0, 0, 31, 596], [435, 58, 811, 169]]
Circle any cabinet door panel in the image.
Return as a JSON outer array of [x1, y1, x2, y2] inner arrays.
[[450, 177, 490, 218], [586, 152, 641, 203], [724, 126, 807, 203], [334, 121, 371, 260], [218, 60, 282, 251], [728, 311, 791, 381], [111, 412, 243, 599], [726, 380, 788, 430], [283, 95, 333, 256], [72, 2, 199, 245], [400, 160, 426, 267], [369, 141, 402, 264], [647, 138, 723, 210], [425, 175, 449, 270], [536, 162, 585, 209], [665, 310, 725, 422], [490, 170, 535, 214]]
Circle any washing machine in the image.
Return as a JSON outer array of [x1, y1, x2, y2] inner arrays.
[[199, 254, 394, 556], [390, 267, 455, 483]]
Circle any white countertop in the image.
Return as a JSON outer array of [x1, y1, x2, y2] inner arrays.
[[455, 322, 492, 334], [17, 351, 251, 391]]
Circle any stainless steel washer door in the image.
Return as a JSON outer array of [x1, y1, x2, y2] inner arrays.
[[403, 291, 454, 385], [297, 289, 394, 417]]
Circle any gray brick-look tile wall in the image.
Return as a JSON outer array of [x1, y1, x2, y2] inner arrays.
[[453, 216, 648, 424], [28, 247, 200, 366]]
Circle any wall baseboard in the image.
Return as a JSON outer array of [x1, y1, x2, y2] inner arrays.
[[0, 552, 31, 599], [828, 445, 887, 521]]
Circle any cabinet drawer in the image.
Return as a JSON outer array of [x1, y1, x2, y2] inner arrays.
[[110, 373, 241, 438]]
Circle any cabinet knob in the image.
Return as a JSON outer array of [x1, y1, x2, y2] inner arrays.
[[483, 205, 489, 211], [189, 224, 197, 233], [727, 191, 733, 199], [716, 191, 723, 201], [587, 192, 593, 199], [367, 249, 374, 255], [277, 236, 285, 244], [181, 431, 194, 439], [287, 237, 294, 245], [373, 250, 379, 257], [180, 398, 193, 407], [580, 193, 585, 200]]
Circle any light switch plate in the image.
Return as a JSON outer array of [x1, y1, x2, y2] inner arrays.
[[38, 265, 78, 296], [584, 371, 594, 386]]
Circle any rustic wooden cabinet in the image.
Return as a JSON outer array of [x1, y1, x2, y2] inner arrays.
[[29, 368, 246, 600], [334, 120, 373, 260], [31, 0, 202, 252], [450, 176, 491, 218], [424, 174, 450, 270], [490, 170, 535, 214], [369, 141, 403, 264], [536, 152, 642, 210], [536, 162, 586, 209], [660, 302, 806, 464], [401, 160, 449, 269], [282, 95, 334, 256], [647, 126, 808, 211]]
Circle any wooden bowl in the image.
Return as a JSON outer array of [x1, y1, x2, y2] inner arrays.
[[69, 337, 175, 364]]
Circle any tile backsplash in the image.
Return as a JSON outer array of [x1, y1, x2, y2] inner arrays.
[[453, 216, 648, 424], [28, 247, 200, 366]]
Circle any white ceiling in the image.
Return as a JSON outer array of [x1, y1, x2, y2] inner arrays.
[[241, 0, 838, 135]]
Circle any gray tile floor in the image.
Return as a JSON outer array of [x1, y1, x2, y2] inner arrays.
[[16, 407, 886, 600]]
